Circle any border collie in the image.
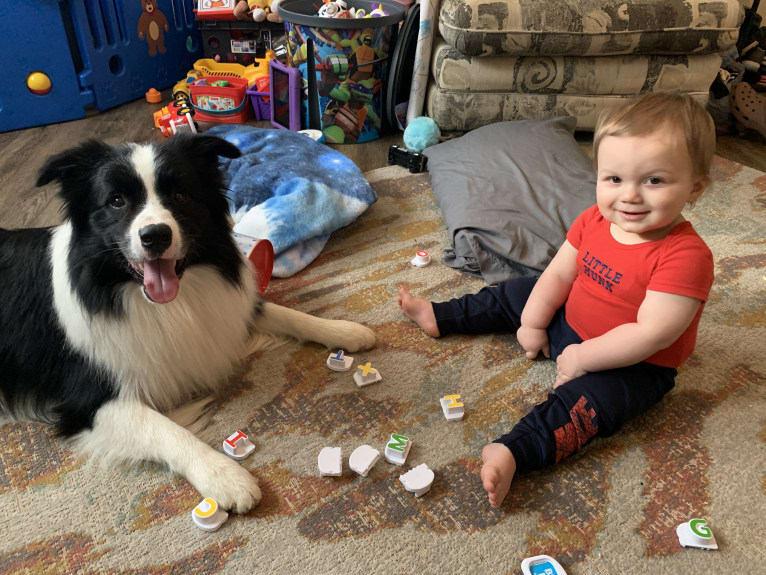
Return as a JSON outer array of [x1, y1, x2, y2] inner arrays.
[[0, 135, 375, 513]]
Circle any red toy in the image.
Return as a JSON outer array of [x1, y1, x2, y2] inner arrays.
[[153, 92, 198, 137], [195, 0, 237, 20], [190, 77, 250, 124], [233, 232, 273, 293]]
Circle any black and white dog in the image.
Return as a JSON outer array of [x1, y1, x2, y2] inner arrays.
[[0, 135, 375, 513]]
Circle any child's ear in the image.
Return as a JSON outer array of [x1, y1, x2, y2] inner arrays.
[[689, 175, 710, 203]]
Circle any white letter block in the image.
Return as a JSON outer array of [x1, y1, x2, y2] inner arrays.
[[677, 518, 718, 550], [222, 430, 255, 460], [318, 446, 343, 476], [399, 463, 434, 497], [384, 434, 412, 466], [349, 444, 380, 476], [192, 497, 229, 532], [440, 394, 464, 420], [327, 349, 354, 371]]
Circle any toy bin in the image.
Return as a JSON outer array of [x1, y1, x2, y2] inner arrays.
[[246, 75, 271, 120], [0, 0, 201, 133], [247, 88, 271, 121], [190, 77, 250, 123], [278, 0, 404, 143]]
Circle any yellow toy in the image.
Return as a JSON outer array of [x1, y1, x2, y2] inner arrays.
[[172, 51, 274, 96]]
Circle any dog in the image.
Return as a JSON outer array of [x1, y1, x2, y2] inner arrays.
[[0, 135, 375, 513]]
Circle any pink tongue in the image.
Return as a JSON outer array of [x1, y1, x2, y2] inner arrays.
[[142, 259, 179, 303]]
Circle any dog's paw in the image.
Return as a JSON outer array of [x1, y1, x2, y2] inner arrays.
[[190, 452, 262, 513], [325, 321, 376, 352]]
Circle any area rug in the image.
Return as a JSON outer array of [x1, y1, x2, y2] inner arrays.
[[1, 157, 764, 574]]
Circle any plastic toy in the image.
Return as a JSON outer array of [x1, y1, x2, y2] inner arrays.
[[246, 75, 271, 121], [677, 518, 718, 550], [384, 433, 411, 466], [318, 446, 343, 476], [327, 349, 354, 371], [349, 444, 380, 476], [388, 144, 428, 173], [192, 497, 229, 531], [196, 0, 238, 20], [27, 72, 52, 96], [299, 129, 326, 142], [399, 463, 434, 496], [403, 116, 440, 152], [153, 91, 197, 137], [353, 361, 381, 387], [145, 88, 163, 103], [440, 394, 464, 421], [190, 76, 250, 123], [521, 555, 568, 575], [270, 59, 302, 131], [410, 250, 430, 267], [194, 53, 274, 88], [222, 429, 256, 459], [232, 232, 274, 293]]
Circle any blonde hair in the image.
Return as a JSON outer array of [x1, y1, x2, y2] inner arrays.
[[593, 93, 716, 179]]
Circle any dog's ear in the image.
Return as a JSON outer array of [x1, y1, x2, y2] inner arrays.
[[168, 134, 242, 166], [36, 140, 113, 187]]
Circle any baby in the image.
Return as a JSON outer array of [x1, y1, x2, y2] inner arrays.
[[399, 94, 716, 508]]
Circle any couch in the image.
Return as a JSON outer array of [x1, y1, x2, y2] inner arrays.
[[420, 0, 746, 132]]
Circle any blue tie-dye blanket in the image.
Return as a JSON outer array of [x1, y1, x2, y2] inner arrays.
[[206, 125, 377, 277]]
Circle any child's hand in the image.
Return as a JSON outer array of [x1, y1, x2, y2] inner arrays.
[[554, 344, 587, 387], [517, 326, 550, 360]]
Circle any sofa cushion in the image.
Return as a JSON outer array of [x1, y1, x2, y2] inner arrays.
[[439, 0, 743, 57], [426, 86, 709, 132], [423, 116, 596, 283], [432, 39, 723, 94]]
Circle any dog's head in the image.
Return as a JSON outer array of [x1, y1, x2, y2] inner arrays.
[[37, 135, 241, 306]]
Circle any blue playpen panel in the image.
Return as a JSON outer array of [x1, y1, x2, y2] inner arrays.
[[0, 0, 202, 133]]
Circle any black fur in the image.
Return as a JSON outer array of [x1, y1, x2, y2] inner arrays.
[[0, 135, 242, 436]]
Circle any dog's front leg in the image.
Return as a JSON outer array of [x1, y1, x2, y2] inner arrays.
[[76, 399, 261, 513], [254, 302, 376, 352]]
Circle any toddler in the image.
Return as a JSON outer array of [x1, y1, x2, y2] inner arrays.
[[398, 94, 716, 508]]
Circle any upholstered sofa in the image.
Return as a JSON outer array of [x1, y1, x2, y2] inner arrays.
[[424, 0, 746, 132]]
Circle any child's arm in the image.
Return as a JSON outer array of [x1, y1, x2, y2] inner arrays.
[[517, 241, 579, 359], [554, 290, 702, 386]]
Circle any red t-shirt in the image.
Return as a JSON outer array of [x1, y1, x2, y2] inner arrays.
[[565, 205, 714, 368]]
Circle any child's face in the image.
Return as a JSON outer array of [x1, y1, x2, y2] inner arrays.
[[596, 128, 708, 242]]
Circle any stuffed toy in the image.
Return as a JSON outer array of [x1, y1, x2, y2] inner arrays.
[[233, 0, 282, 22]]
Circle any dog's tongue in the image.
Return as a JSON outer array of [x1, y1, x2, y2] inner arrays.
[[143, 259, 179, 303]]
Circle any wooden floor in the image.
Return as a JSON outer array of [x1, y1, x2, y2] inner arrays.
[[0, 95, 763, 230]]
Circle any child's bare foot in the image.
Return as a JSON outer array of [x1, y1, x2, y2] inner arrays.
[[397, 286, 440, 337], [480, 443, 516, 508]]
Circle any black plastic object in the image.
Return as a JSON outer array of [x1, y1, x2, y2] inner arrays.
[[306, 37, 321, 130], [385, 3, 420, 131], [388, 144, 428, 173]]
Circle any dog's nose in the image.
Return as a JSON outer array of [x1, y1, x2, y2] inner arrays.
[[139, 224, 172, 255]]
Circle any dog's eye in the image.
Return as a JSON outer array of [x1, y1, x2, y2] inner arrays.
[[109, 194, 126, 209], [174, 190, 187, 202]]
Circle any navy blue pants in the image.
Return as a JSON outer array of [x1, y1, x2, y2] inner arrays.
[[432, 277, 676, 473]]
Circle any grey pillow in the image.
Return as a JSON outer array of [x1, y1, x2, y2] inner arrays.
[[423, 116, 596, 284]]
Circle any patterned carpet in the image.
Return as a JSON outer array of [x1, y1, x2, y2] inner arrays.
[[1, 159, 765, 574]]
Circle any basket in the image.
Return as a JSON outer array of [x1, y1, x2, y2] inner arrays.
[[246, 76, 272, 121], [190, 76, 250, 124]]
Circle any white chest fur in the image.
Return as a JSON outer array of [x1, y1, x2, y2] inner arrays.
[[50, 223, 256, 411]]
